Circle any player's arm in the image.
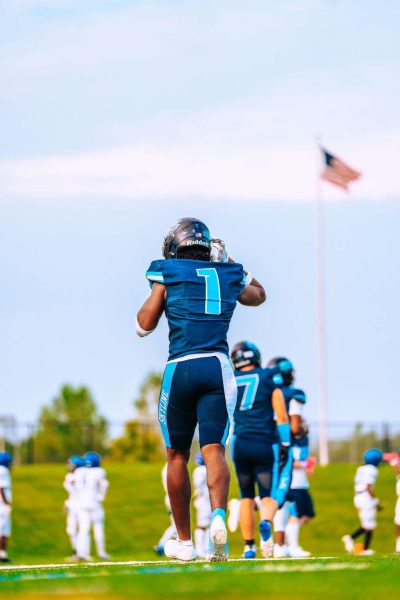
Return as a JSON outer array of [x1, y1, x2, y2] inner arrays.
[[237, 274, 266, 307], [366, 483, 376, 498], [136, 283, 166, 336], [0, 487, 10, 506]]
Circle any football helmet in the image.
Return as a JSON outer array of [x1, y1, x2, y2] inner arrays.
[[162, 218, 211, 259], [83, 451, 101, 468], [231, 341, 261, 369], [68, 455, 84, 469], [267, 357, 295, 386], [0, 452, 13, 468], [364, 448, 383, 466]]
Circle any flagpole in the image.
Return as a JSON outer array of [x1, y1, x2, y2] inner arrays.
[[315, 138, 329, 466]]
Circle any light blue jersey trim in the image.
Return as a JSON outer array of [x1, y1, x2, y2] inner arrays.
[[273, 448, 293, 508], [158, 362, 178, 448], [146, 271, 165, 282], [271, 443, 280, 499], [230, 434, 236, 461], [221, 419, 230, 447]]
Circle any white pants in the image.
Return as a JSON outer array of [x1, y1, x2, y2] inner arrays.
[[394, 498, 400, 526], [354, 492, 378, 530], [0, 505, 11, 537], [76, 505, 106, 558], [273, 502, 290, 532], [194, 496, 212, 528]]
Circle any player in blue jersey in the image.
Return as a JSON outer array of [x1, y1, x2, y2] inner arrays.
[[136, 218, 266, 561], [230, 342, 292, 559], [267, 357, 308, 557]]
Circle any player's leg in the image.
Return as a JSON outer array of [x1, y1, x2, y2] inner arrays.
[[232, 436, 257, 558], [66, 508, 78, 555], [286, 490, 314, 557], [93, 505, 110, 560], [156, 510, 177, 554], [197, 355, 237, 561], [255, 445, 278, 558], [0, 505, 11, 562], [194, 497, 211, 558], [76, 509, 92, 560], [158, 360, 198, 561], [273, 502, 290, 557], [395, 498, 400, 553]]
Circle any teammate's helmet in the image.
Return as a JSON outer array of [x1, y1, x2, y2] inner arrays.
[[267, 357, 295, 385], [83, 451, 101, 468], [195, 452, 204, 466], [0, 452, 13, 468], [162, 218, 211, 260], [364, 448, 383, 466], [68, 455, 84, 469], [231, 341, 261, 369]]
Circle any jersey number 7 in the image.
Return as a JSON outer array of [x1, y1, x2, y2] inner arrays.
[[236, 374, 260, 411], [196, 268, 221, 315]]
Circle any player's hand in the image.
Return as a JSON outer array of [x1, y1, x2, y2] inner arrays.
[[279, 445, 290, 468], [210, 238, 228, 263]]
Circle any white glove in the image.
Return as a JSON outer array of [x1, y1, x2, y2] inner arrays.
[[210, 238, 228, 263]]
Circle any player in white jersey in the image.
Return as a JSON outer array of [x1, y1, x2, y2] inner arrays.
[[154, 463, 177, 555], [64, 455, 84, 558], [192, 453, 212, 558], [342, 448, 382, 555], [383, 451, 400, 553], [75, 452, 110, 561], [0, 453, 13, 563]]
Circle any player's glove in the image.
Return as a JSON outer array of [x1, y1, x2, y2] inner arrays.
[[279, 444, 290, 469], [210, 238, 228, 263]]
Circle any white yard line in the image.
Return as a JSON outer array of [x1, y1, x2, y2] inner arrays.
[[0, 556, 345, 572]]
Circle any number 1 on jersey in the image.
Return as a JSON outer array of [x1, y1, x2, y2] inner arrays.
[[196, 268, 221, 315]]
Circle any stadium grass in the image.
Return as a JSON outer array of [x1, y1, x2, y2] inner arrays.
[[2, 463, 399, 598]]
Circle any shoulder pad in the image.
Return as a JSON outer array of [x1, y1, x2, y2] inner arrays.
[[291, 388, 307, 404], [146, 259, 165, 284]]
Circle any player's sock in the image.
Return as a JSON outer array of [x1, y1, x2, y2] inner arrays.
[[259, 520, 273, 558], [364, 530, 373, 550], [245, 539, 255, 546], [286, 521, 300, 548], [202, 528, 210, 558], [351, 527, 365, 540], [0, 550, 8, 559], [194, 529, 205, 558]]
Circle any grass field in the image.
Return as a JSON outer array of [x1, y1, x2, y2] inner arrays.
[[2, 463, 399, 598]]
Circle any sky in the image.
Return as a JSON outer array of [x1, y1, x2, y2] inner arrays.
[[0, 0, 399, 432]]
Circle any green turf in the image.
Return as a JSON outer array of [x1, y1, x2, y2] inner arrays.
[[3, 464, 400, 598], [8, 462, 399, 563], [0, 557, 399, 599]]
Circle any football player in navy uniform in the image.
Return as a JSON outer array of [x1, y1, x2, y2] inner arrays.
[[267, 357, 307, 557], [136, 219, 266, 561], [230, 342, 292, 559]]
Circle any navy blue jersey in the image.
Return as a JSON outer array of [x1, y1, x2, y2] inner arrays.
[[292, 434, 309, 460], [146, 259, 246, 360], [233, 367, 282, 442], [282, 386, 307, 412]]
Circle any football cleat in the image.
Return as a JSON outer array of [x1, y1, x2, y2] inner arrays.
[[288, 546, 311, 558], [207, 514, 228, 562], [359, 549, 375, 556], [153, 544, 165, 556], [98, 553, 111, 560], [342, 534, 354, 554], [273, 543, 290, 558], [259, 520, 273, 558], [242, 544, 256, 559], [164, 539, 197, 562]]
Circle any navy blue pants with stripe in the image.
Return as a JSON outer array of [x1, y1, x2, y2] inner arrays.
[[232, 436, 293, 507], [158, 356, 232, 452]]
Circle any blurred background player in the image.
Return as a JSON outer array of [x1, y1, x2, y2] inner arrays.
[[284, 423, 316, 558], [230, 341, 292, 559], [342, 448, 383, 556], [136, 219, 266, 562], [75, 451, 110, 561], [0, 452, 13, 563], [383, 451, 400, 553], [267, 357, 307, 558], [154, 463, 177, 555], [64, 455, 84, 559], [193, 453, 212, 558]]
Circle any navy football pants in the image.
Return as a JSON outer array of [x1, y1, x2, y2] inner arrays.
[[158, 354, 237, 452]]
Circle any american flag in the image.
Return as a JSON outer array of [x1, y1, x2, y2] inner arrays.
[[321, 148, 361, 191]]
